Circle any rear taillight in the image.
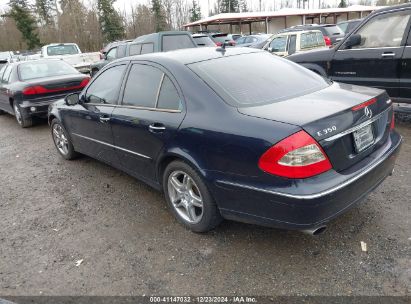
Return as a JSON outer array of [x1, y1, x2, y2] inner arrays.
[[352, 98, 377, 111], [324, 35, 332, 46], [258, 130, 332, 179], [99, 52, 104, 60], [22, 86, 48, 95], [80, 77, 90, 87], [390, 111, 395, 130], [229, 40, 236, 45], [215, 42, 222, 46]]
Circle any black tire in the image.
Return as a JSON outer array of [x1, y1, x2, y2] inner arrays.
[[163, 160, 222, 232], [13, 102, 32, 128], [51, 119, 78, 160]]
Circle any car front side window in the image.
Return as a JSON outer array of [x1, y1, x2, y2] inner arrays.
[[106, 47, 117, 60], [85, 64, 126, 104], [352, 11, 411, 49]]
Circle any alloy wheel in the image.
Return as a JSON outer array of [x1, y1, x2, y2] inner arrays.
[[52, 124, 69, 155], [167, 170, 204, 224]]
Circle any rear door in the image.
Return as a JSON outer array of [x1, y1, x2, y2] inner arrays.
[[110, 62, 185, 182], [330, 10, 411, 98], [67, 63, 127, 164]]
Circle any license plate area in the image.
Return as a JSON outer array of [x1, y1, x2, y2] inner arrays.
[[353, 124, 375, 153]]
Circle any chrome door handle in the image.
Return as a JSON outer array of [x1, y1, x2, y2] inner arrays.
[[381, 52, 395, 58], [149, 124, 166, 132], [99, 116, 110, 123]]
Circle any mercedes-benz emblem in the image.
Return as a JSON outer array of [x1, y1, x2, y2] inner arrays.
[[364, 106, 373, 119]]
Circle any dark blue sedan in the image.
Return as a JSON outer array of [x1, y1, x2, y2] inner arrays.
[[48, 48, 402, 234]]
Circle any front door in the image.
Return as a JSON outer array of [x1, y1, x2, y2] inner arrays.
[[67, 63, 127, 165], [111, 63, 185, 182], [330, 10, 411, 98]]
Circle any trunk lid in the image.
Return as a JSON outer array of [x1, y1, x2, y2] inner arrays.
[[22, 74, 88, 100], [238, 82, 393, 171]]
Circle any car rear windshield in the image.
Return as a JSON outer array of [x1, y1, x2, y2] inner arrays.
[[189, 52, 330, 107], [47, 45, 79, 56], [162, 35, 196, 52], [18, 61, 78, 81], [212, 34, 229, 43], [323, 25, 343, 36], [194, 36, 215, 46]]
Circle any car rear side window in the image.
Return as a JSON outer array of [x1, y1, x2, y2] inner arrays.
[[85, 64, 126, 104], [162, 35, 195, 52], [323, 26, 343, 36], [189, 52, 329, 107], [157, 76, 181, 110], [353, 11, 411, 49], [301, 32, 324, 49], [129, 44, 141, 55], [122, 64, 163, 108], [141, 43, 154, 54]]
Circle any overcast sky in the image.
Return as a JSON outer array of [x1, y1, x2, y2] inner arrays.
[[0, 0, 364, 18]]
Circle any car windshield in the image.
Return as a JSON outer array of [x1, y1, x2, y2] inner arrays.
[[323, 25, 343, 36], [189, 52, 330, 107], [18, 60, 78, 81], [338, 22, 349, 33], [47, 45, 79, 56]]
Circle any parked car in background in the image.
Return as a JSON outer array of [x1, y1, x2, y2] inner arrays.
[[49, 47, 400, 234], [288, 4, 411, 107], [337, 19, 362, 34], [227, 34, 242, 41], [91, 32, 197, 76], [278, 24, 344, 46], [41, 43, 100, 74], [0, 60, 89, 127], [236, 34, 272, 47], [133, 31, 197, 52], [208, 33, 236, 46], [192, 34, 216, 47], [0, 51, 13, 62], [100, 39, 132, 57], [264, 30, 326, 57]]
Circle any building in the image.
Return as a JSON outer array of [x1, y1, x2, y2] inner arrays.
[[183, 5, 382, 34]]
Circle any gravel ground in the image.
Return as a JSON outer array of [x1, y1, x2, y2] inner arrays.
[[0, 113, 410, 296]]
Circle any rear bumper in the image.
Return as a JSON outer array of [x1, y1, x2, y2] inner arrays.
[[19, 98, 64, 117], [212, 131, 402, 230]]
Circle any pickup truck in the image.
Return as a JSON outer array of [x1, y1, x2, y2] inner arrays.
[[90, 31, 197, 76], [41, 43, 100, 74], [287, 3, 411, 113]]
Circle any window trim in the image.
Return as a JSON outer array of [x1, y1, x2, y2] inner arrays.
[[82, 63, 127, 105], [118, 61, 185, 113]]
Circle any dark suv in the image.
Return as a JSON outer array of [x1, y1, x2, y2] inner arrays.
[[278, 24, 344, 46], [288, 4, 411, 110]]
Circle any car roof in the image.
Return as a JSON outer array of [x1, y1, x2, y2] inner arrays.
[[277, 29, 322, 35], [134, 31, 192, 43], [372, 2, 411, 14], [116, 47, 262, 65], [8, 59, 68, 67]]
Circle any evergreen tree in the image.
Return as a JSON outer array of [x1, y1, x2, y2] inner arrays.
[[220, 0, 239, 13], [6, 0, 40, 49], [338, 0, 348, 7], [190, 0, 201, 22], [35, 0, 55, 25], [97, 0, 125, 42], [152, 0, 167, 32]]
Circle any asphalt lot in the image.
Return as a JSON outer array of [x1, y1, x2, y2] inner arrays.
[[0, 113, 410, 296]]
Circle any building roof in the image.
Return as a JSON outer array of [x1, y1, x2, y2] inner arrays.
[[183, 5, 383, 27]]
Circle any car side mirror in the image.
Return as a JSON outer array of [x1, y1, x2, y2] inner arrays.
[[65, 93, 80, 106], [344, 34, 361, 49]]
